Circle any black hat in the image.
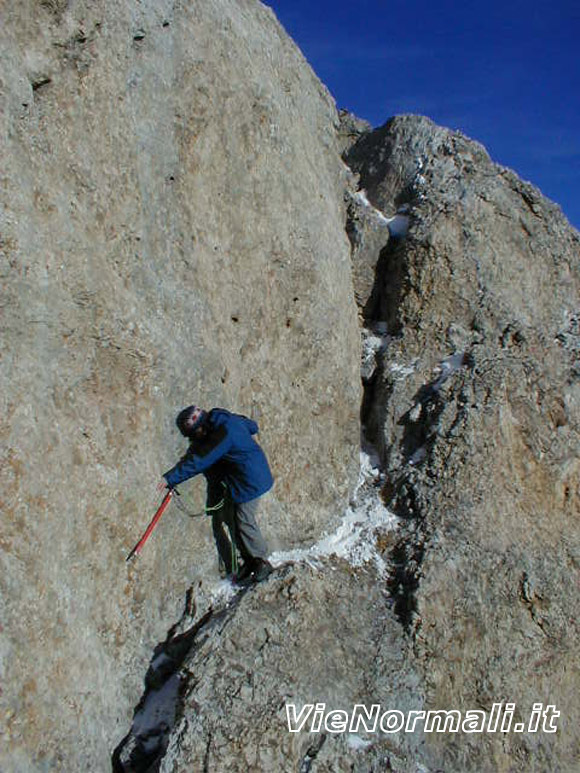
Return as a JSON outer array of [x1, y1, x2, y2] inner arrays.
[[176, 405, 206, 437]]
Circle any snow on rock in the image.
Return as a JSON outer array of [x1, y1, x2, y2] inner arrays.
[[270, 450, 397, 574], [423, 352, 469, 396], [361, 327, 390, 381], [389, 361, 417, 380], [207, 577, 239, 607], [354, 190, 411, 237], [114, 449, 399, 771], [347, 733, 373, 751], [386, 212, 410, 238], [354, 189, 391, 225], [131, 675, 182, 742]]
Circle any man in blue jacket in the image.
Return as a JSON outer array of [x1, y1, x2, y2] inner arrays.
[[162, 405, 274, 583]]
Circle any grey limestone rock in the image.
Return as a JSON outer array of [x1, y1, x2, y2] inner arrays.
[[0, 1, 360, 769], [346, 114, 580, 771], [160, 561, 424, 773], [345, 188, 392, 316], [337, 108, 372, 156], [2, 1, 579, 770]]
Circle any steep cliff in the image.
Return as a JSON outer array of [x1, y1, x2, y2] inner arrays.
[[345, 115, 580, 771], [0, 1, 360, 769]]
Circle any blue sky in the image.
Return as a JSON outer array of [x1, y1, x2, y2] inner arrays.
[[265, 0, 580, 230]]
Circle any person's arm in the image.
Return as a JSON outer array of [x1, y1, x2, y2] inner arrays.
[[239, 414, 259, 435], [163, 426, 231, 488]]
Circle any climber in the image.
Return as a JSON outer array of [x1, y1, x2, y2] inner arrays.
[[160, 405, 274, 584]]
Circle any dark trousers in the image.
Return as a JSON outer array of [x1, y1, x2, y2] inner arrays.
[[208, 483, 269, 575]]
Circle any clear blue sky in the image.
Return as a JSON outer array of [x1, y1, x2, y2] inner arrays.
[[265, 0, 580, 230]]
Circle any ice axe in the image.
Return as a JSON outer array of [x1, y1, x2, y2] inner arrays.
[[126, 488, 176, 562]]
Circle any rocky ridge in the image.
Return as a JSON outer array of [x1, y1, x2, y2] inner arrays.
[[344, 114, 580, 770]]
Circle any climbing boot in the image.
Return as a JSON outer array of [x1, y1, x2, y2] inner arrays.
[[233, 562, 254, 584], [252, 559, 273, 583]]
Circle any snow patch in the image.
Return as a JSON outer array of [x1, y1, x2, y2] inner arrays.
[[414, 156, 428, 200], [270, 450, 397, 574], [389, 361, 417, 380], [354, 190, 411, 237], [361, 327, 389, 381], [409, 402, 422, 422], [387, 213, 410, 238], [408, 446, 427, 467], [347, 733, 373, 751], [354, 189, 390, 225], [207, 576, 239, 607], [430, 352, 467, 392], [131, 675, 181, 740], [556, 310, 579, 352]]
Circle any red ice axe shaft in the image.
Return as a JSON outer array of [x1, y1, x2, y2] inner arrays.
[[126, 489, 174, 562]]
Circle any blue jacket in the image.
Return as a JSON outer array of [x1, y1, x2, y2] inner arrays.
[[163, 409, 274, 503]]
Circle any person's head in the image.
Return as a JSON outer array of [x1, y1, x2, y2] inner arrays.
[[176, 405, 207, 438]]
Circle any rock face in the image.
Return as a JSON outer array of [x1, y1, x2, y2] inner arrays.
[[158, 561, 423, 773], [117, 104, 580, 773], [337, 107, 372, 156], [345, 115, 580, 770], [115, 456, 424, 773], [0, 1, 360, 769], [2, 1, 579, 770]]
